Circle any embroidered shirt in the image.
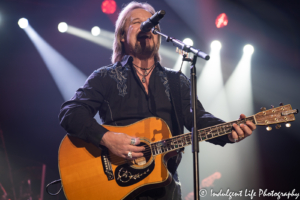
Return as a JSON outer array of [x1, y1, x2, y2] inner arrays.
[[59, 55, 231, 148]]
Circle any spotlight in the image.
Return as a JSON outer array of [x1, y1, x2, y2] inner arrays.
[[243, 44, 254, 54], [183, 38, 193, 46], [58, 22, 68, 33], [211, 40, 222, 50], [18, 18, 28, 29], [101, 0, 117, 14], [215, 13, 228, 28], [91, 26, 101, 36]]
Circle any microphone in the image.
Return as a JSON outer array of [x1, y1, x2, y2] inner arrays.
[[140, 10, 166, 32]]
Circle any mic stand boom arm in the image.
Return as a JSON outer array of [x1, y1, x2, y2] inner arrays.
[[152, 28, 210, 200], [152, 28, 210, 61]]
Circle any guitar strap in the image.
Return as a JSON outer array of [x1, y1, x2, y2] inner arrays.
[[166, 70, 185, 174], [166, 70, 184, 136]]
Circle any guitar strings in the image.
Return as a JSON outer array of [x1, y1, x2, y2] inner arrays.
[[107, 131, 197, 161], [107, 136, 190, 161], [102, 119, 253, 165], [107, 134, 193, 160], [106, 135, 193, 165]]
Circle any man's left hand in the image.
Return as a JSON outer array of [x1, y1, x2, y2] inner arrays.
[[228, 114, 256, 143]]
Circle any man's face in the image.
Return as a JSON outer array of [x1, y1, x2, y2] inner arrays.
[[121, 8, 159, 59]]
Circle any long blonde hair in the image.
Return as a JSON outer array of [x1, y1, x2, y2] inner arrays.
[[111, 1, 161, 64]]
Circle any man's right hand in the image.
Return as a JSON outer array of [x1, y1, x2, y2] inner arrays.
[[100, 131, 145, 160]]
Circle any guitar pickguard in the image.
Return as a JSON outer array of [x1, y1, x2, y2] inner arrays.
[[115, 161, 155, 187]]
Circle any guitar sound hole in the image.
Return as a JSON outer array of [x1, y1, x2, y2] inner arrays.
[[135, 142, 151, 165]]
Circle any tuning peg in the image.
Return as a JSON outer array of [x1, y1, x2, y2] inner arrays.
[[260, 107, 266, 111], [266, 126, 272, 131], [285, 123, 291, 128], [271, 105, 274, 108], [279, 102, 284, 106], [275, 124, 281, 129]]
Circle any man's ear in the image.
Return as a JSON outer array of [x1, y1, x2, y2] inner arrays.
[[121, 32, 125, 42]]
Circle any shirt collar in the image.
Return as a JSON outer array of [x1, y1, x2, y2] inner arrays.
[[120, 55, 133, 67], [120, 55, 163, 71]]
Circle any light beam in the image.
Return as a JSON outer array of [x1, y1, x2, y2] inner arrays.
[[22, 25, 102, 123]]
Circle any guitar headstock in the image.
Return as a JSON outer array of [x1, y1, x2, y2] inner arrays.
[[254, 103, 298, 131]]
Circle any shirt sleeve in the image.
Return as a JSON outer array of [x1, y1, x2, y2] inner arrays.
[[58, 71, 109, 148], [179, 74, 233, 147]]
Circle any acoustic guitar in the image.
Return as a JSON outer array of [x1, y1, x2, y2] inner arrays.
[[58, 104, 297, 200]]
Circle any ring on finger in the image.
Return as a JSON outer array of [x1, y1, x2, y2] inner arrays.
[[127, 151, 132, 159], [238, 135, 244, 139], [130, 138, 136, 146]]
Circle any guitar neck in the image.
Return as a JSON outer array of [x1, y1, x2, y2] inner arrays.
[[151, 116, 256, 156]]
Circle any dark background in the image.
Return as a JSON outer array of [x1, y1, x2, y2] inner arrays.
[[0, 0, 299, 199]]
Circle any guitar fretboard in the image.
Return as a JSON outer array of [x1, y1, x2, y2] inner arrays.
[[150, 116, 255, 156]]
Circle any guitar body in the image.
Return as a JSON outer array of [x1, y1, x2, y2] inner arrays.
[[58, 104, 298, 199], [58, 117, 176, 200]]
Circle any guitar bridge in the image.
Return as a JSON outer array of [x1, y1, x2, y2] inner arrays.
[[101, 148, 114, 181], [134, 157, 146, 165]]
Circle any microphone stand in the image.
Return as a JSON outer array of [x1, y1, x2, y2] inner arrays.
[[152, 28, 210, 200]]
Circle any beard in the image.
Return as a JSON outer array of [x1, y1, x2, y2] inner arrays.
[[133, 39, 157, 59]]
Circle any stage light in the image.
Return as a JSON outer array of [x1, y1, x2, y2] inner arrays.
[[198, 40, 230, 121], [183, 38, 193, 46], [226, 45, 254, 118], [215, 13, 228, 28], [211, 40, 222, 50], [22, 25, 102, 124], [101, 0, 117, 14], [222, 44, 260, 192], [243, 44, 254, 54], [18, 18, 28, 29], [58, 22, 68, 33], [91, 26, 101, 36]]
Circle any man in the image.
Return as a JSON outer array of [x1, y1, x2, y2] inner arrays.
[[59, 2, 256, 200]]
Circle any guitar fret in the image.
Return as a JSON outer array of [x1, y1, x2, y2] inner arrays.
[[150, 116, 258, 156], [151, 144, 157, 155], [178, 136, 183, 147], [151, 117, 257, 156], [175, 137, 179, 148], [199, 130, 205, 141], [187, 134, 192, 145], [166, 141, 170, 151], [223, 124, 226, 134], [209, 128, 213, 137], [175, 138, 179, 148], [184, 135, 188, 145], [164, 145, 168, 151], [157, 146, 162, 154]]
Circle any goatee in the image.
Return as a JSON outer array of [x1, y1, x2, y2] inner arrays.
[[134, 41, 157, 59]]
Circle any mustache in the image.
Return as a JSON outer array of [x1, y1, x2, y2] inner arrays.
[[136, 32, 152, 39]]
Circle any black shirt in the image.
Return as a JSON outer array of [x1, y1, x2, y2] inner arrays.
[[59, 55, 231, 147]]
